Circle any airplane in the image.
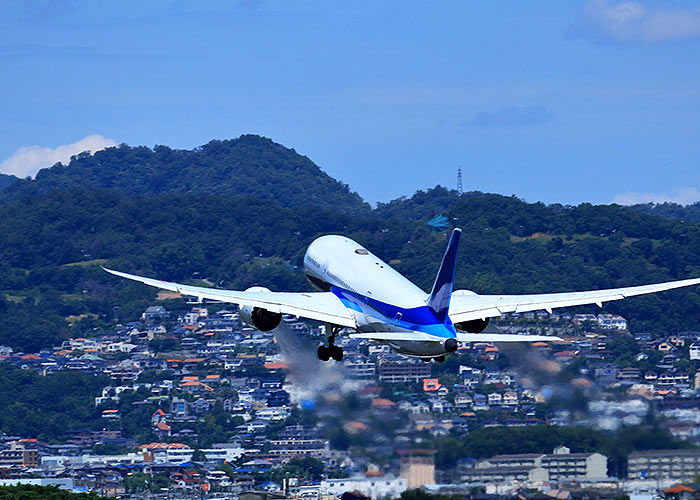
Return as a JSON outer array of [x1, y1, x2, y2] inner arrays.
[[104, 228, 700, 363]]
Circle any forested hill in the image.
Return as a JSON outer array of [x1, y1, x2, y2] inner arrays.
[[3, 183, 700, 352], [2, 132, 700, 352], [1, 135, 368, 212], [0, 173, 18, 192], [630, 201, 700, 223]]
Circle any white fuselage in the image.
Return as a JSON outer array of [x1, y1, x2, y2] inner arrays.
[[302, 235, 454, 357]]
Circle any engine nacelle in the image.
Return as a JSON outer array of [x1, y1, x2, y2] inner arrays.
[[455, 318, 490, 333], [239, 286, 282, 332], [452, 290, 489, 333]]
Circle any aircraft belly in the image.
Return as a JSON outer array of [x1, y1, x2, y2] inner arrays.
[[353, 314, 448, 357], [387, 340, 448, 357]]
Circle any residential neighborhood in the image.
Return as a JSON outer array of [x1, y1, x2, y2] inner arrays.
[[2, 303, 700, 499]]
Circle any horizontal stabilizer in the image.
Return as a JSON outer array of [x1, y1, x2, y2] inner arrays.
[[349, 332, 448, 342], [350, 332, 560, 343], [457, 333, 561, 342]]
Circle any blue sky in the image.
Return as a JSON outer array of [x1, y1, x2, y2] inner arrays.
[[1, 0, 700, 206]]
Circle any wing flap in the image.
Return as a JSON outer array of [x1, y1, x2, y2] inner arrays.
[[457, 333, 561, 342], [103, 268, 356, 327]]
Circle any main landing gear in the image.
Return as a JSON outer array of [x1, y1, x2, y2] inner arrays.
[[318, 325, 344, 362], [421, 356, 446, 363]]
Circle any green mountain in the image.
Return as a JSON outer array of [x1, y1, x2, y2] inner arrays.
[[0, 173, 18, 192], [629, 201, 700, 223], [1, 134, 700, 353], [2, 184, 700, 352], [1, 135, 368, 212]]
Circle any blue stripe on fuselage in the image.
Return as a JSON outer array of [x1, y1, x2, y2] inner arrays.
[[330, 286, 456, 339]]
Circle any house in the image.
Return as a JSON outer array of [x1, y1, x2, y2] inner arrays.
[[593, 362, 619, 381], [151, 408, 168, 426], [101, 409, 120, 419], [454, 392, 473, 408], [181, 381, 215, 394], [488, 392, 502, 406], [618, 367, 641, 380], [657, 371, 690, 386], [473, 394, 488, 410], [503, 391, 518, 406], [142, 306, 169, 322], [484, 365, 501, 381], [171, 397, 188, 418], [397, 400, 430, 414], [658, 342, 676, 352], [428, 397, 449, 413], [690, 343, 700, 360], [573, 313, 598, 326], [155, 421, 172, 437], [597, 314, 628, 330], [423, 378, 441, 392], [190, 398, 211, 415]]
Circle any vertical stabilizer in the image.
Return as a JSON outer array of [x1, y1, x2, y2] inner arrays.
[[427, 228, 461, 322]]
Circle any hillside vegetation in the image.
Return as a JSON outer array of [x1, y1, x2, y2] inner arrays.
[[1, 135, 368, 212], [0, 173, 18, 192], [1, 136, 700, 352]]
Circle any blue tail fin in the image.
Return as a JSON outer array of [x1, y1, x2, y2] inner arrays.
[[427, 228, 461, 323]]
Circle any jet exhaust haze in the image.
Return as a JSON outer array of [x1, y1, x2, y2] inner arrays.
[[272, 323, 357, 402]]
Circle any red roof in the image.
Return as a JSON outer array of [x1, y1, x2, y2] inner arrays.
[[140, 442, 188, 450], [264, 362, 288, 370], [156, 422, 171, 431], [372, 398, 396, 407], [665, 485, 696, 494], [423, 378, 441, 391]]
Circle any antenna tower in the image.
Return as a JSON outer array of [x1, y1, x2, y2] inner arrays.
[[457, 166, 463, 196]]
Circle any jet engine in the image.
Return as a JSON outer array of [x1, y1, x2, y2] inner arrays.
[[451, 289, 489, 333], [239, 286, 282, 331], [454, 318, 490, 333]]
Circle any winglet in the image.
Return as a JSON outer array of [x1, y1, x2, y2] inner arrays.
[[427, 228, 461, 322]]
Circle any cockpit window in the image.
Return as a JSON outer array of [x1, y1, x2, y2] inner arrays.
[[354, 248, 369, 255]]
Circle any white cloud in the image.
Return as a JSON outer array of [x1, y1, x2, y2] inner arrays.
[[612, 187, 700, 205], [0, 134, 117, 178], [573, 0, 700, 43]]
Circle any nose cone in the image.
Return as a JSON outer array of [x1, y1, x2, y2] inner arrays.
[[444, 338, 458, 353]]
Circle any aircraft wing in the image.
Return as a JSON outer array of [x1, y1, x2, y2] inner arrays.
[[448, 277, 700, 323], [103, 268, 356, 327]]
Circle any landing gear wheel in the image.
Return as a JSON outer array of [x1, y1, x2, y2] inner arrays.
[[435, 355, 446, 363], [421, 358, 431, 363], [331, 345, 344, 362], [317, 345, 330, 361]]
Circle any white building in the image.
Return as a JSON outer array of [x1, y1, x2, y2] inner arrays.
[[597, 314, 628, 330], [321, 476, 407, 499], [689, 343, 700, 360]]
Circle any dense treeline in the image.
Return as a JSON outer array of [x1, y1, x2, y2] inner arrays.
[[2, 184, 700, 351], [1, 135, 368, 213], [0, 173, 17, 192], [0, 485, 114, 500], [631, 201, 700, 223], [2, 135, 700, 351], [0, 364, 108, 440]]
